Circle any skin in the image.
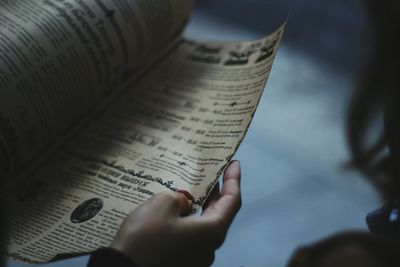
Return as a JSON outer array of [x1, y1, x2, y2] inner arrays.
[[110, 160, 242, 267]]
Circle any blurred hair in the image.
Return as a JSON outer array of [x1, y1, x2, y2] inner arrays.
[[346, 0, 400, 200], [287, 231, 400, 267]]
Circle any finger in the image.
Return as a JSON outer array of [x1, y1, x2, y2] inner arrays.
[[202, 160, 241, 224], [202, 181, 220, 212], [176, 189, 194, 202], [179, 161, 241, 246], [176, 191, 193, 216], [221, 160, 241, 197], [149, 191, 193, 217]]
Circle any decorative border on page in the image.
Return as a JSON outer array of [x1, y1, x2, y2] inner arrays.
[[62, 149, 209, 205]]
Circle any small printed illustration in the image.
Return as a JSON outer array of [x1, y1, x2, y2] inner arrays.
[[70, 198, 104, 224]]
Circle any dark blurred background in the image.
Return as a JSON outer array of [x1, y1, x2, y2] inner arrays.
[[8, 0, 381, 266]]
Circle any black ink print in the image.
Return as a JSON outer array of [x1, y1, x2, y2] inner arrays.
[[255, 41, 277, 63], [224, 49, 256, 66], [70, 198, 104, 223], [187, 44, 222, 64], [195, 44, 222, 54]]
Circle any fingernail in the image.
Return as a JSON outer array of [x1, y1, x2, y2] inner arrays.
[[176, 190, 193, 201], [230, 160, 240, 169]]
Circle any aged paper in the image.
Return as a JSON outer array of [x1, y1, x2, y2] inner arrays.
[[0, 0, 194, 176], [7, 26, 284, 264]]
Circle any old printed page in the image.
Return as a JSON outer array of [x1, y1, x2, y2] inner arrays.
[[7, 26, 284, 264], [0, 0, 194, 177]]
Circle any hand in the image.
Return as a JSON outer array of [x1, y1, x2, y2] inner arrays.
[[110, 160, 242, 267]]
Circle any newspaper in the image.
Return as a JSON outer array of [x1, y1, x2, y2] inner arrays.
[[0, 0, 193, 175], [0, 0, 284, 264]]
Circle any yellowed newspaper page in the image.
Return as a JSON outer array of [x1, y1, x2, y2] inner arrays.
[[7, 26, 284, 264], [0, 0, 194, 177]]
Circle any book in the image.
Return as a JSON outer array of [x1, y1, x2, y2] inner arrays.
[[0, 0, 284, 264]]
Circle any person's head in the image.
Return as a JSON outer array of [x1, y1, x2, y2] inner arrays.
[[346, 0, 400, 201], [289, 2, 400, 267], [287, 232, 400, 267]]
